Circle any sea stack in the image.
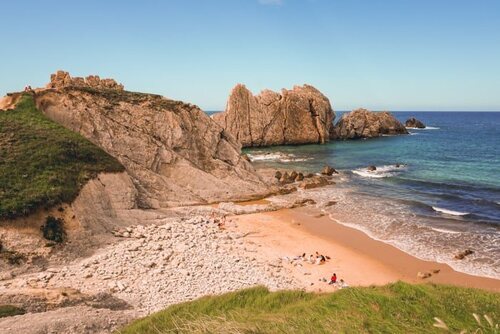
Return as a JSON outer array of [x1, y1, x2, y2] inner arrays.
[[331, 108, 408, 139], [405, 117, 426, 129], [212, 84, 335, 147]]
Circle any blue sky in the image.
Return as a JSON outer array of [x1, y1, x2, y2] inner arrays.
[[1, 0, 499, 111]]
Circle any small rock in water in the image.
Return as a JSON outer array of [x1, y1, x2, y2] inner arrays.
[[321, 165, 338, 176], [454, 249, 474, 260], [367, 165, 377, 171]]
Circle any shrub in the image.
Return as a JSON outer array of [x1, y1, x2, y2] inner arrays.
[[40, 216, 65, 243]]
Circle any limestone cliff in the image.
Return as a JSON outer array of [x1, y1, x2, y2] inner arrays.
[[331, 108, 408, 139], [34, 72, 269, 208], [212, 84, 335, 147]]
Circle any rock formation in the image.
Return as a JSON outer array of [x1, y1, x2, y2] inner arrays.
[[321, 165, 338, 176], [212, 84, 335, 147], [405, 117, 426, 128], [0, 92, 23, 110], [46, 70, 124, 91], [34, 72, 269, 208], [331, 108, 408, 139]]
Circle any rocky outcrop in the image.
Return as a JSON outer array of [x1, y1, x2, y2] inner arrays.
[[212, 84, 335, 147], [405, 117, 426, 128], [331, 108, 408, 139], [0, 92, 24, 110], [321, 165, 338, 176], [34, 72, 269, 208], [46, 70, 124, 91]]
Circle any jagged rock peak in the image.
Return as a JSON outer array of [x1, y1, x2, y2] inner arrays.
[[46, 70, 124, 91], [332, 108, 408, 140], [213, 83, 335, 147]]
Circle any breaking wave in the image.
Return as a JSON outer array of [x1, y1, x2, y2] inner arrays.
[[353, 164, 407, 179], [246, 152, 312, 162], [432, 206, 470, 216]]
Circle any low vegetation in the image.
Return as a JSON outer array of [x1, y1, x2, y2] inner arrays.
[[118, 282, 499, 334], [0, 240, 24, 265], [0, 305, 25, 318], [40, 216, 66, 243], [0, 94, 124, 219]]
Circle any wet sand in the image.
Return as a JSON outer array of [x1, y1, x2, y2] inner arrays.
[[230, 207, 500, 292]]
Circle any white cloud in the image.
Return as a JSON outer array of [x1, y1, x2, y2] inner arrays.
[[258, 0, 284, 5]]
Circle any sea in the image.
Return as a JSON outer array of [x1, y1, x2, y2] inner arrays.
[[230, 112, 500, 280]]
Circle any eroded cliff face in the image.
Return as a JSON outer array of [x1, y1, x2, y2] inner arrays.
[[212, 84, 335, 147], [34, 73, 269, 208], [331, 108, 408, 139]]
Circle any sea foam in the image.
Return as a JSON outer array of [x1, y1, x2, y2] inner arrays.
[[406, 126, 440, 130], [353, 164, 407, 179], [246, 152, 312, 162], [432, 206, 469, 216]]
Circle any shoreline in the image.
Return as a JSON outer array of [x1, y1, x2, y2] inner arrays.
[[230, 206, 500, 292]]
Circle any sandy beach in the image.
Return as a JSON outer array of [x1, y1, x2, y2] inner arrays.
[[229, 206, 500, 292]]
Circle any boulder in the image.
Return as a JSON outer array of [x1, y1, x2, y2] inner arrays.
[[34, 72, 269, 208], [279, 172, 291, 184], [292, 198, 316, 207], [212, 84, 335, 147], [454, 249, 474, 260], [321, 165, 338, 176], [405, 117, 426, 129], [331, 109, 408, 139], [299, 176, 332, 190], [276, 186, 298, 195], [295, 173, 304, 182], [367, 165, 377, 171], [274, 171, 282, 181]]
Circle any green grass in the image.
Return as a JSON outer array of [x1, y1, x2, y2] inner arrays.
[[0, 94, 124, 219], [0, 305, 25, 318], [118, 282, 500, 334]]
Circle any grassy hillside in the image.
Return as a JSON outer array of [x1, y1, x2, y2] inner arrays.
[[119, 282, 499, 334], [0, 94, 124, 219]]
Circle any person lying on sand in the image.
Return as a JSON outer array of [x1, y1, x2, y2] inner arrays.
[[313, 252, 327, 265], [293, 253, 306, 261], [338, 279, 349, 289]]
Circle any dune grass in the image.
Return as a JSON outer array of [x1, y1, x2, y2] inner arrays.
[[118, 282, 499, 334], [0, 94, 124, 219]]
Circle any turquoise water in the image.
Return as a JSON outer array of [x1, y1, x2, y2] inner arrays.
[[244, 112, 500, 278]]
